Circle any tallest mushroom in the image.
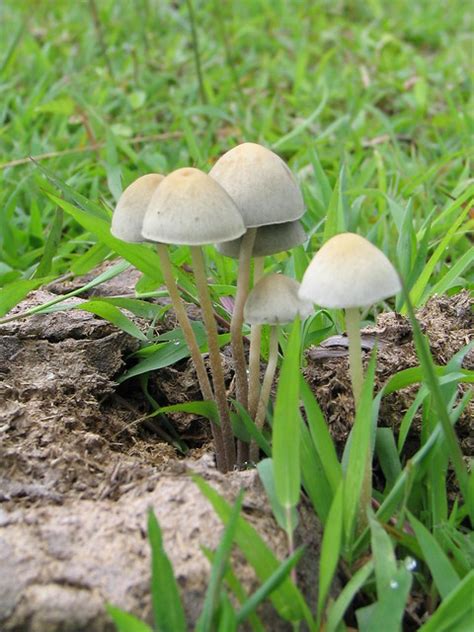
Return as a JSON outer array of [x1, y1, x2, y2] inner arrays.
[[210, 143, 305, 410]]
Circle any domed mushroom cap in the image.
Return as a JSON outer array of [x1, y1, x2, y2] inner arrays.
[[299, 233, 401, 309], [244, 274, 313, 325], [217, 220, 307, 258], [209, 143, 305, 228], [142, 168, 246, 246], [111, 173, 164, 242]]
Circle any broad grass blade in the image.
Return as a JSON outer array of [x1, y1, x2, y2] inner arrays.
[[148, 509, 186, 632]]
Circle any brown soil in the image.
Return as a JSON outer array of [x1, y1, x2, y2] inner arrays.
[[0, 264, 471, 630], [304, 290, 473, 456]]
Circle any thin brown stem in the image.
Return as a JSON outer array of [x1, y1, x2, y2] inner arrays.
[[191, 246, 236, 470], [250, 325, 279, 462], [156, 244, 227, 472], [248, 256, 265, 419], [231, 228, 256, 410]]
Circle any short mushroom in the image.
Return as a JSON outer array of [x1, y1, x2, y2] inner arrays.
[[244, 273, 312, 461], [299, 232, 401, 406], [210, 143, 305, 416], [142, 167, 246, 471], [111, 173, 164, 242], [218, 219, 307, 419]]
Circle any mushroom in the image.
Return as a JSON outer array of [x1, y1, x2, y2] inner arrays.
[[218, 220, 307, 420], [111, 172, 225, 468], [111, 173, 164, 242], [210, 143, 305, 417], [298, 232, 401, 406], [142, 167, 246, 471], [244, 273, 312, 461]]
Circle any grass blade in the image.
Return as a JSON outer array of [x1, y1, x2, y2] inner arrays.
[[272, 318, 301, 510], [196, 491, 244, 632], [193, 475, 314, 626], [417, 570, 474, 632], [326, 560, 374, 632], [148, 509, 186, 632], [408, 512, 460, 599], [235, 548, 305, 625], [317, 483, 344, 623], [106, 606, 153, 632], [401, 280, 471, 521]]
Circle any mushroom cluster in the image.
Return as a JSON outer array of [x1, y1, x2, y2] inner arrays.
[[111, 142, 400, 473]]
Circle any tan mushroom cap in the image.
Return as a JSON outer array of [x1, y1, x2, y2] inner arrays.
[[299, 232, 401, 309], [244, 274, 313, 325], [142, 168, 246, 246], [209, 142, 304, 228], [111, 173, 164, 242], [217, 220, 307, 258]]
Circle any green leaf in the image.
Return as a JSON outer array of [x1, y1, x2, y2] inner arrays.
[[33, 208, 63, 278], [408, 512, 460, 599], [0, 277, 52, 318], [418, 570, 474, 632], [193, 476, 314, 626], [231, 400, 271, 455], [106, 606, 153, 632], [425, 247, 474, 301], [323, 164, 348, 242], [196, 491, 244, 632], [147, 509, 186, 632], [406, 203, 471, 310], [272, 318, 301, 510], [300, 378, 342, 495], [47, 193, 163, 281], [257, 459, 298, 533], [202, 547, 266, 632], [356, 565, 412, 632], [369, 512, 398, 596], [325, 560, 374, 632], [317, 483, 344, 623], [402, 281, 471, 520], [78, 299, 148, 340], [235, 548, 305, 625], [118, 324, 208, 382], [299, 418, 333, 523], [375, 428, 402, 490]]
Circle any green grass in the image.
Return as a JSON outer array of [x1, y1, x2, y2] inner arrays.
[[1, 0, 473, 630]]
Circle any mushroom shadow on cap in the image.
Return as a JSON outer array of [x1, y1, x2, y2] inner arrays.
[[217, 220, 307, 258]]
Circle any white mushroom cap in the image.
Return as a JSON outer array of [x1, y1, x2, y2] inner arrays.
[[299, 233, 401, 309], [142, 167, 246, 245], [244, 274, 313, 325], [217, 220, 307, 258], [209, 142, 304, 228], [111, 173, 164, 242]]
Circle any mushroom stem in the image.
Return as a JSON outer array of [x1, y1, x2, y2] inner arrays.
[[247, 256, 265, 419], [156, 243, 227, 472], [231, 228, 257, 411], [250, 325, 279, 462], [190, 246, 236, 470], [345, 307, 364, 408]]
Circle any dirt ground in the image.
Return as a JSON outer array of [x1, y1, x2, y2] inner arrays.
[[0, 264, 472, 630]]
